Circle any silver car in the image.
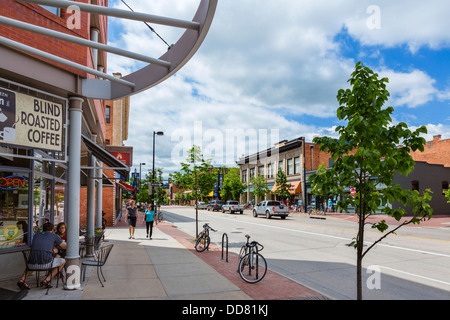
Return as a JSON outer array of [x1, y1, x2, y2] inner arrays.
[[196, 201, 208, 210]]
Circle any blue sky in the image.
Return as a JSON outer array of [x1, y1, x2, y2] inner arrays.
[[106, 0, 450, 178]]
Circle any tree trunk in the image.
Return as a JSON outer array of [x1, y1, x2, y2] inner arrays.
[[356, 197, 364, 300], [356, 225, 363, 300]]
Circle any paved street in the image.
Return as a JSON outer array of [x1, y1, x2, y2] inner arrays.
[[162, 206, 450, 300]]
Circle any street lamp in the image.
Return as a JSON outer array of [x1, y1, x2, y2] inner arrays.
[[152, 131, 164, 209], [139, 162, 146, 195]]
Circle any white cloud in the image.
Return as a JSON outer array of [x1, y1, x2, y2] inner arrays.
[[378, 69, 437, 108], [106, 0, 450, 176], [344, 0, 450, 53]]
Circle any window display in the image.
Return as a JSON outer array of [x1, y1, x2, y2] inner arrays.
[[0, 172, 29, 249]]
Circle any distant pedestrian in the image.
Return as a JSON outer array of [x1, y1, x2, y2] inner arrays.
[[126, 200, 139, 239], [327, 198, 333, 213], [143, 204, 157, 239]]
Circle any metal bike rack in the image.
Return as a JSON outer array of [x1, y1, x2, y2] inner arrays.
[[221, 233, 229, 262]]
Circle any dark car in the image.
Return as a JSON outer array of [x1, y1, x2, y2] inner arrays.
[[207, 200, 224, 212]]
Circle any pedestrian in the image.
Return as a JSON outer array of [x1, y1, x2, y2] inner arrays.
[[327, 198, 333, 213], [126, 200, 139, 239], [143, 204, 157, 239]]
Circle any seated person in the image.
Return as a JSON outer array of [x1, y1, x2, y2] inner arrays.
[[55, 222, 67, 241], [55, 222, 67, 257], [17, 222, 67, 290]]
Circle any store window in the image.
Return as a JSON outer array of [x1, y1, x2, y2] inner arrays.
[[0, 172, 30, 250], [267, 163, 273, 179], [287, 159, 293, 175], [258, 166, 264, 177], [294, 157, 300, 174]]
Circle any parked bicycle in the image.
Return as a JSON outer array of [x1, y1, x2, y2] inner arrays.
[[237, 234, 267, 283], [156, 210, 163, 223], [194, 223, 216, 252]]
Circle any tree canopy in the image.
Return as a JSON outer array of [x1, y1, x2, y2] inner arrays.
[[309, 61, 433, 299]]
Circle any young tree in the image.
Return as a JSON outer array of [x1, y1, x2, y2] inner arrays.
[[273, 168, 291, 200], [250, 174, 270, 203], [170, 145, 217, 236], [221, 167, 246, 201], [309, 62, 433, 300]]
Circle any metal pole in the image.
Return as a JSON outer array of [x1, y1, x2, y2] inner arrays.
[[96, 160, 103, 229], [152, 131, 156, 209], [86, 152, 96, 257], [65, 97, 83, 290]]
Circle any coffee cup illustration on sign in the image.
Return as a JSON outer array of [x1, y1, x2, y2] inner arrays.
[[0, 88, 16, 142]]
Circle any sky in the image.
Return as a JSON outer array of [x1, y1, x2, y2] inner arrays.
[[106, 0, 450, 180]]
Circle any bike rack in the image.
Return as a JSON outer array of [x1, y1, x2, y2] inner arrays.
[[221, 233, 228, 262]]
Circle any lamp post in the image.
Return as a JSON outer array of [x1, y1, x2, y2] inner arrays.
[[152, 131, 164, 209], [139, 162, 146, 197]]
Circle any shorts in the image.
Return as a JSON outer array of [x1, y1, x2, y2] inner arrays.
[[128, 216, 137, 227], [52, 257, 64, 268], [28, 257, 64, 270]]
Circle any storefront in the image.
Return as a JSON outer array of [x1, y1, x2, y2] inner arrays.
[[0, 80, 68, 279], [0, 0, 217, 287]]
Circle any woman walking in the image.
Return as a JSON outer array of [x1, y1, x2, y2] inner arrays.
[[126, 200, 139, 239], [143, 204, 157, 239]]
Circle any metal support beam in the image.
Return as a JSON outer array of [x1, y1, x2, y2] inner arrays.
[[65, 96, 84, 290], [0, 16, 171, 68], [0, 36, 136, 88], [19, 0, 200, 30]]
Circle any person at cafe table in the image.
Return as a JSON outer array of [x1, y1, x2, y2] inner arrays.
[[17, 222, 67, 290]]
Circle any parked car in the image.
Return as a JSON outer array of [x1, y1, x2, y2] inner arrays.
[[222, 200, 244, 214], [196, 201, 208, 210], [207, 200, 224, 211], [253, 200, 289, 219]]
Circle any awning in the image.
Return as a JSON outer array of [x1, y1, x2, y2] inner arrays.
[[272, 181, 302, 194], [117, 181, 135, 193], [81, 134, 130, 179], [288, 181, 301, 194]]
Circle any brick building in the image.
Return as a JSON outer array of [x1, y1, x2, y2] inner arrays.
[[410, 135, 450, 168], [0, 0, 217, 287]]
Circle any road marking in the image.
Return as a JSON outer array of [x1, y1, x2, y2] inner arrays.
[[381, 266, 450, 287], [214, 214, 450, 259]]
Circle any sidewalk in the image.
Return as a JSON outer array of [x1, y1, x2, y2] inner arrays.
[[6, 213, 327, 300]]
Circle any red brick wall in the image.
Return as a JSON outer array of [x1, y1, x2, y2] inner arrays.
[[0, 0, 92, 77], [410, 135, 450, 168]]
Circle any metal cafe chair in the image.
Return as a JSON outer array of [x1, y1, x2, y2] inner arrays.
[[81, 243, 114, 287], [22, 249, 61, 295], [79, 230, 104, 257]]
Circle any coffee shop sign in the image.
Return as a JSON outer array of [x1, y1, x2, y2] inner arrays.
[[0, 86, 66, 152]]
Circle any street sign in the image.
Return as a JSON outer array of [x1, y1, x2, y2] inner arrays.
[[350, 187, 356, 197], [151, 182, 163, 187]]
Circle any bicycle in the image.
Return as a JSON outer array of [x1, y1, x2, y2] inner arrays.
[[156, 210, 163, 222], [194, 223, 216, 252], [237, 234, 267, 283]]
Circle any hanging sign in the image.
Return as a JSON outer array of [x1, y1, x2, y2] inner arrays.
[[0, 86, 65, 152]]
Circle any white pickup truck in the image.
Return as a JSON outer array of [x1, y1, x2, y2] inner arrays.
[[253, 200, 289, 219], [222, 200, 244, 214]]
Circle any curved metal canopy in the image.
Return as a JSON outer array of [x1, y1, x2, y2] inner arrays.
[[0, 0, 217, 100]]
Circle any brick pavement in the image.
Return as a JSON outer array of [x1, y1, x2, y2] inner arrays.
[[156, 221, 329, 300]]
